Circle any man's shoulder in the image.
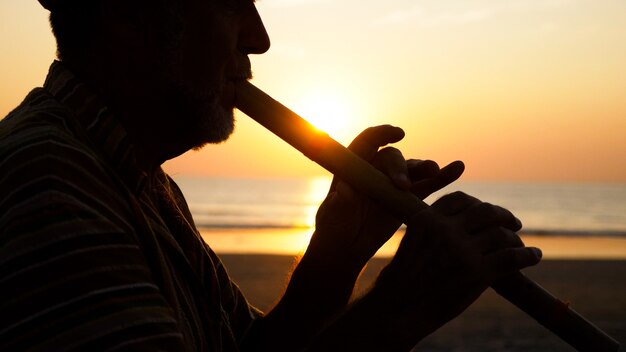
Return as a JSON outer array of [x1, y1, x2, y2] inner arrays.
[[1, 88, 99, 172], [0, 88, 121, 217], [0, 89, 134, 235], [2, 87, 79, 144]]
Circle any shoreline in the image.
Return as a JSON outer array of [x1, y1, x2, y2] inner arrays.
[[200, 228, 626, 260]]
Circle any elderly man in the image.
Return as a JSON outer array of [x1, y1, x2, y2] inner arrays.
[[0, 0, 541, 351]]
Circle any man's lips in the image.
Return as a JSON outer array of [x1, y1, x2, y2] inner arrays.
[[221, 56, 251, 109], [221, 76, 249, 109], [222, 65, 252, 109], [220, 80, 237, 109]]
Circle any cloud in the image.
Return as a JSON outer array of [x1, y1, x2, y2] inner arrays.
[[267, 42, 308, 60], [373, 6, 425, 25], [538, 22, 561, 33], [507, 0, 577, 12], [373, 7, 494, 28], [266, 0, 331, 8], [419, 9, 495, 28]]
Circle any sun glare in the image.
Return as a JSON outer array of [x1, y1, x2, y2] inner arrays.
[[293, 92, 353, 142]]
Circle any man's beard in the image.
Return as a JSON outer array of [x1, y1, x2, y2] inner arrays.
[[168, 79, 235, 151], [154, 54, 235, 152], [153, 2, 235, 152]]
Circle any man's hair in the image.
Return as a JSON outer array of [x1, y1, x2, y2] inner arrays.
[[48, 0, 183, 62], [49, 0, 101, 61]]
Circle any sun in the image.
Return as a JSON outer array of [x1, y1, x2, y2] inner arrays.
[[293, 92, 353, 143]]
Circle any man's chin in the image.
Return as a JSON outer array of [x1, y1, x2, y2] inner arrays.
[[190, 108, 235, 150]]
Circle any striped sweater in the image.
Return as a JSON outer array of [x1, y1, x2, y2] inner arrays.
[[0, 61, 260, 351]]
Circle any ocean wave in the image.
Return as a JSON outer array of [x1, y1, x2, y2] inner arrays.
[[518, 229, 626, 238]]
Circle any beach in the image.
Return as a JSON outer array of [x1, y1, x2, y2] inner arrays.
[[217, 253, 626, 351]]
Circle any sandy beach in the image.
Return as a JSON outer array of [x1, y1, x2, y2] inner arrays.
[[203, 228, 626, 350], [218, 255, 626, 351]]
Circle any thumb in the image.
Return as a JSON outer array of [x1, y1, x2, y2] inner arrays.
[[348, 125, 405, 161], [328, 125, 405, 194]]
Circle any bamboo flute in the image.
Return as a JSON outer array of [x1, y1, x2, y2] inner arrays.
[[234, 80, 619, 351]]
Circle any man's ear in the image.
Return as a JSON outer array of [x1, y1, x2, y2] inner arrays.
[[98, 0, 151, 47]]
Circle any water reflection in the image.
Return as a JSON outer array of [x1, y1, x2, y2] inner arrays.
[[176, 175, 626, 259]]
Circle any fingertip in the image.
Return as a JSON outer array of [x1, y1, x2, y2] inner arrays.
[[521, 247, 543, 268], [422, 160, 440, 175], [443, 160, 464, 175], [530, 247, 543, 261], [440, 161, 465, 179], [513, 217, 523, 231], [389, 125, 405, 142], [451, 160, 465, 173], [349, 125, 406, 155]]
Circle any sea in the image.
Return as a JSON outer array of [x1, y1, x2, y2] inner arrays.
[[173, 176, 626, 257]]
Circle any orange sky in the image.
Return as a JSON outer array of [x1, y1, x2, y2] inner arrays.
[[2, 1, 625, 182]]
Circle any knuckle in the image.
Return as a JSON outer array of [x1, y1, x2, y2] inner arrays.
[[450, 190, 468, 198], [467, 202, 495, 222], [362, 126, 377, 134], [494, 228, 524, 248], [353, 126, 378, 142], [474, 202, 494, 214], [378, 146, 402, 157], [432, 191, 481, 216], [501, 248, 523, 269], [510, 233, 524, 247], [406, 159, 424, 166], [445, 191, 470, 202], [475, 203, 512, 221], [364, 124, 392, 135]]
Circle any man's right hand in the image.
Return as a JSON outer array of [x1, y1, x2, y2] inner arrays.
[[368, 191, 542, 349]]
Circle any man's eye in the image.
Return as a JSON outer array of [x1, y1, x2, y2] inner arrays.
[[222, 0, 253, 11], [223, 0, 242, 10]]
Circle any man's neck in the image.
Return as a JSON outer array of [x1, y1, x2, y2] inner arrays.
[[62, 58, 185, 172]]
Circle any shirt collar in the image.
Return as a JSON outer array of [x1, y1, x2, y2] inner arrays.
[[44, 61, 148, 194]]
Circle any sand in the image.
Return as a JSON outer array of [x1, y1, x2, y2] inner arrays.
[[219, 254, 626, 351]]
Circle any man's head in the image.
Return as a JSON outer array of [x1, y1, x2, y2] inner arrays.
[[40, 0, 270, 163]]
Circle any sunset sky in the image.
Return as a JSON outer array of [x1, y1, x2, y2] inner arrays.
[[1, 0, 625, 182]]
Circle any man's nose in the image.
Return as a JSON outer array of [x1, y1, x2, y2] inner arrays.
[[239, 5, 271, 55]]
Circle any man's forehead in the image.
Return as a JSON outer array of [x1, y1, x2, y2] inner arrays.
[[38, 0, 55, 10], [38, 0, 258, 11], [37, 0, 80, 11]]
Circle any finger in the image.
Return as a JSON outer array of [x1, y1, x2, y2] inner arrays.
[[333, 125, 404, 194], [472, 227, 524, 254], [330, 180, 358, 205], [459, 202, 522, 232], [431, 191, 481, 216], [347, 125, 405, 161], [372, 147, 411, 190], [394, 211, 448, 269], [407, 159, 440, 181], [411, 161, 465, 199], [484, 247, 542, 280]]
